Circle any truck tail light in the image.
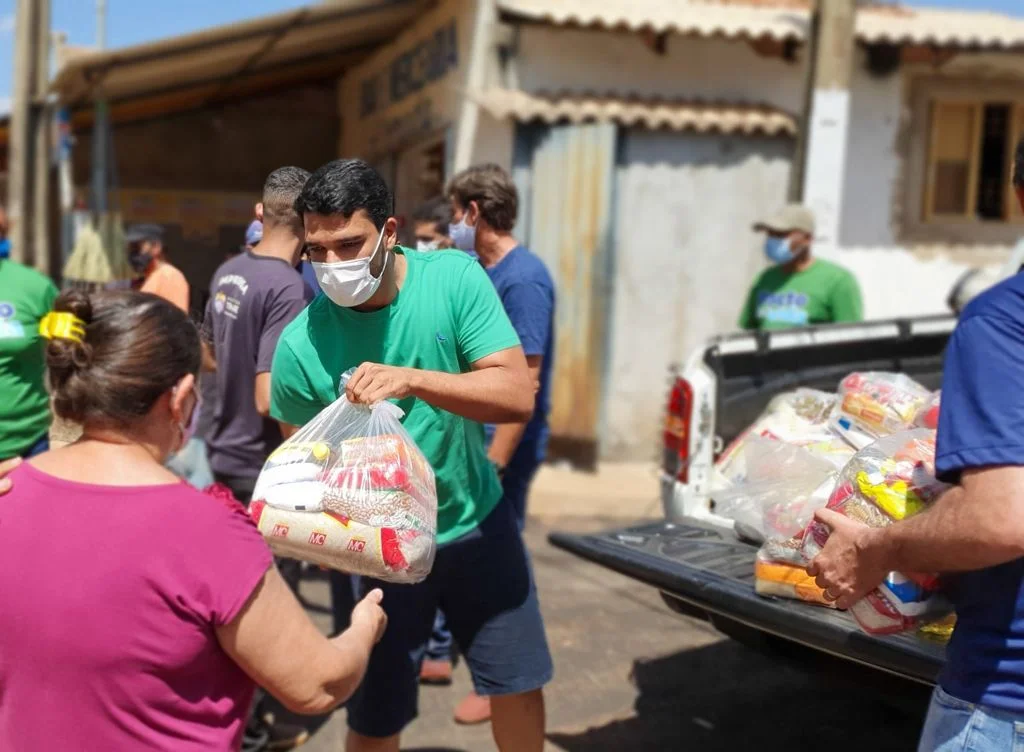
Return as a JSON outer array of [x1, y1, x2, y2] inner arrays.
[[663, 377, 693, 483]]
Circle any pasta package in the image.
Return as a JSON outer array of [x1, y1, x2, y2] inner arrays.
[[251, 371, 437, 583], [837, 372, 932, 438]]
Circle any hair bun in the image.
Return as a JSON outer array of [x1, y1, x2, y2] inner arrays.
[[54, 289, 93, 326], [46, 290, 94, 376]]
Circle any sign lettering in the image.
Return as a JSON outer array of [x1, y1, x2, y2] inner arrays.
[[360, 19, 458, 119]]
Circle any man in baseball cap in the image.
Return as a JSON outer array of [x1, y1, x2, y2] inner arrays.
[[126, 223, 190, 314], [739, 203, 862, 330]]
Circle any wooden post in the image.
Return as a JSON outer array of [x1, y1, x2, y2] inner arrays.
[[9, 0, 38, 264], [800, 0, 857, 256], [788, 0, 819, 202], [32, 0, 51, 274]]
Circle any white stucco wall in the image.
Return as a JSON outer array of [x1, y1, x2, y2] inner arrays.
[[836, 54, 995, 320], [469, 110, 515, 172], [605, 131, 793, 460], [516, 26, 805, 112], [510, 27, 1014, 459], [516, 27, 1001, 323]]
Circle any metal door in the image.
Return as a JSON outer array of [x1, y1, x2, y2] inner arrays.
[[517, 122, 617, 468]]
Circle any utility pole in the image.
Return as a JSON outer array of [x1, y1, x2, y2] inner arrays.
[[32, 0, 51, 275], [798, 0, 857, 257], [788, 1, 819, 202], [9, 0, 38, 264], [91, 0, 109, 216]]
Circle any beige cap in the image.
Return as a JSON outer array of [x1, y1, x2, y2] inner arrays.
[[753, 203, 815, 235]]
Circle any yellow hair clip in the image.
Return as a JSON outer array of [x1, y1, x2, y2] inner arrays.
[[39, 312, 86, 343]]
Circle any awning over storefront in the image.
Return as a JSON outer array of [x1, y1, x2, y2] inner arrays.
[[856, 7, 1024, 48], [496, 0, 805, 41], [475, 89, 798, 136], [50, 0, 431, 108], [496, 0, 1024, 50]]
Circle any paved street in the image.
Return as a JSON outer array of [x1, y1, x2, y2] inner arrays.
[[270, 464, 928, 751]]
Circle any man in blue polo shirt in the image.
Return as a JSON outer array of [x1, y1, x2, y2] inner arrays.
[[809, 136, 1024, 750]]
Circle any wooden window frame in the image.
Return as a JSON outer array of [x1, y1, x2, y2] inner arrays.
[[922, 100, 983, 223], [903, 77, 1024, 246]]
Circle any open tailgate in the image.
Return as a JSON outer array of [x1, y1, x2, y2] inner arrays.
[[549, 520, 946, 685]]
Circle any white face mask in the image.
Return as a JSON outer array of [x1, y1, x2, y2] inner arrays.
[[415, 239, 440, 252], [312, 228, 389, 308], [448, 216, 476, 252]]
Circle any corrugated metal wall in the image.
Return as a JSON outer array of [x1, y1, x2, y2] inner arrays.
[[518, 122, 617, 467]]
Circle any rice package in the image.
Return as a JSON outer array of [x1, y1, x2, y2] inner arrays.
[[801, 429, 951, 634], [837, 372, 932, 438], [250, 387, 437, 584]]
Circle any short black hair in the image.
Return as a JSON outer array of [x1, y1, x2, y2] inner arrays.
[[411, 197, 452, 235], [447, 163, 518, 232], [1015, 135, 1024, 190], [263, 166, 310, 228], [294, 159, 393, 229]]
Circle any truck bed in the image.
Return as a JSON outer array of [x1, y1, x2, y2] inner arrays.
[[549, 520, 946, 685]]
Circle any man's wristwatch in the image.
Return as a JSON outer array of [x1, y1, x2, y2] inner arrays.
[[492, 461, 507, 479]]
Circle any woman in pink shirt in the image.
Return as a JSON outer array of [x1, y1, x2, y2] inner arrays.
[[0, 290, 386, 751]]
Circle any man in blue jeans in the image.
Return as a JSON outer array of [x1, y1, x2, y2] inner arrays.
[[809, 137, 1024, 751], [419, 164, 555, 725]]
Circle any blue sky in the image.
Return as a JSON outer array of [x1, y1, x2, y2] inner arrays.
[[0, 0, 1022, 112]]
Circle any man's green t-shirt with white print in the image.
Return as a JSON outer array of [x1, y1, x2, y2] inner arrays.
[[0, 260, 58, 459], [270, 248, 521, 545], [739, 258, 863, 331]]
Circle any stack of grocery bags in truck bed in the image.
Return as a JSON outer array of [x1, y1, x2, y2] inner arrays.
[[711, 372, 952, 636]]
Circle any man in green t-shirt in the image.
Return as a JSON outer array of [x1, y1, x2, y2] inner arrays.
[[739, 203, 863, 330], [0, 205, 59, 460], [269, 159, 551, 752]]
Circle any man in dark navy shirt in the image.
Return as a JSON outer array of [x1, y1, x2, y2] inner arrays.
[[811, 136, 1024, 750]]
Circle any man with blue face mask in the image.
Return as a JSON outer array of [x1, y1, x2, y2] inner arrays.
[[739, 203, 862, 330]]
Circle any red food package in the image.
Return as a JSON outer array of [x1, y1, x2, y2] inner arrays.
[[850, 590, 917, 635], [914, 392, 941, 430]]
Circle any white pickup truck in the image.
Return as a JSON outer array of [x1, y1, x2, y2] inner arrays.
[[551, 316, 956, 699]]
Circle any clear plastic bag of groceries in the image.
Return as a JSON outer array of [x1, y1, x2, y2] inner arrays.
[[800, 428, 951, 634], [248, 370, 437, 584], [803, 428, 947, 560], [837, 372, 932, 439], [713, 389, 845, 493], [713, 437, 837, 542]]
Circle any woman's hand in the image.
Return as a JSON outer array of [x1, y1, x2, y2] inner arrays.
[[0, 457, 22, 494], [351, 589, 387, 645]]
